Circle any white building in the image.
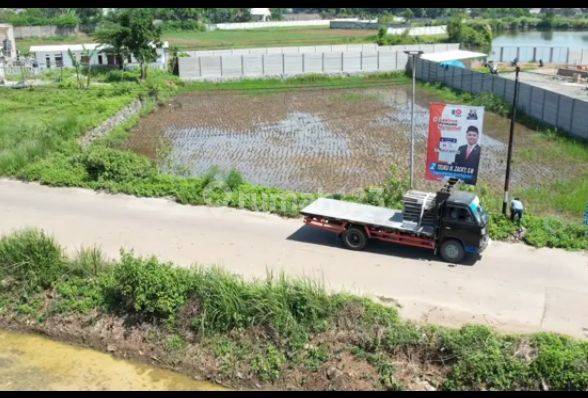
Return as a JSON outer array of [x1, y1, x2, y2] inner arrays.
[[29, 42, 169, 70], [0, 23, 17, 61], [250, 8, 271, 22]]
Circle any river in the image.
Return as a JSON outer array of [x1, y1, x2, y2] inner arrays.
[[0, 329, 225, 391], [492, 29, 588, 48]]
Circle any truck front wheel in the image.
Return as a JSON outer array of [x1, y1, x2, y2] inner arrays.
[[440, 239, 465, 263], [342, 227, 367, 251]]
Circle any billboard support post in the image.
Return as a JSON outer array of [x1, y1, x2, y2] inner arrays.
[[502, 66, 520, 216], [404, 50, 423, 189]]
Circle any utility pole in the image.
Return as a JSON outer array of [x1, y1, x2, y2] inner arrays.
[[404, 50, 423, 189], [502, 66, 521, 216]]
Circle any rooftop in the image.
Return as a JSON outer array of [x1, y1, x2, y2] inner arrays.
[[421, 50, 487, 63], [29, 41, 170, 53]]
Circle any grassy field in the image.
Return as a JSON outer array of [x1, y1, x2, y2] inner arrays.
[[1, 228, 586, 391], [15, 27, 378, 53]]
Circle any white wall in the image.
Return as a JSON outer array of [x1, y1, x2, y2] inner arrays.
[[179, 43, 460, 81], [207, 19, 361, 31], [387, 25, 447, 36], [32, 48, 168, 70]]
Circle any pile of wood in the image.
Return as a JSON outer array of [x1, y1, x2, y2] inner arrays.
[[402, 190, 438, 226]]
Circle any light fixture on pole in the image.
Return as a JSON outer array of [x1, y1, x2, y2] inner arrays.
[[404, 50, 424, 189]]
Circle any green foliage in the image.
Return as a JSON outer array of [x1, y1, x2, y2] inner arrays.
[[0, 229, 64, 293], [225, 169, 245, 190], [530, 333, 588, 390], [439, 325, 529, 390], [80, 146, 156, 183], [101, 252, 192, 319], [251, 344, 286, 382]]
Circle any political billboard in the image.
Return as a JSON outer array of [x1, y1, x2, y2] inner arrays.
[[425, 102, 485, 185]]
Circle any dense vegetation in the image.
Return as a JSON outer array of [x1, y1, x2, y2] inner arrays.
[[0, 229, 586, 390]]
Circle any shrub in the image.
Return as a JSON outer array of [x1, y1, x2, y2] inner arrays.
[[0, 229, 64, 292], [101, 252, 192, 319], [225, 169, 245, 190], [80, 146, 156, 183], [439, 325, 529, 390]]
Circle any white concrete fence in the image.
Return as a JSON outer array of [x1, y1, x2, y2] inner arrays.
[[386, 25, 447, 36], [490, 46, 588, 65], [178, 43, 459, 81], [207, 19, 356, 31]]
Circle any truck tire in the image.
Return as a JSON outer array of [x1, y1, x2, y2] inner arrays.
[[440, 239, 465, 263], [342, 227, 367, 251]]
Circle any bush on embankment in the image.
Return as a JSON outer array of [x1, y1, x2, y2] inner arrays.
[[0, 229, 586, 390]]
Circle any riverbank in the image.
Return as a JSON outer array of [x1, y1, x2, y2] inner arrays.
[[0, 229, 587, 391]]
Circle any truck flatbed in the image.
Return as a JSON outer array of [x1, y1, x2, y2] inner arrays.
[[300, 198, 435, 237]]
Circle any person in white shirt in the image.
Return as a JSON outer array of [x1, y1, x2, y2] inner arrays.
[[510, 197, 524, 221]]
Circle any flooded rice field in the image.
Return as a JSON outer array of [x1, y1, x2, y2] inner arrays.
[[125, 85, 572, 194]]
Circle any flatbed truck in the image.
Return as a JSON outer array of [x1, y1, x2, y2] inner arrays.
[[300, 179, 489, 263]]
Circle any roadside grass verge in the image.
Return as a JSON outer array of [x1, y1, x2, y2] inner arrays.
[[0, 228, 586, 390]]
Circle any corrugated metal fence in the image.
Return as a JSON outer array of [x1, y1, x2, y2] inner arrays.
[[489, 46, 588, 65], [415, 58, 588, 140], [178, 43, 459, 81]]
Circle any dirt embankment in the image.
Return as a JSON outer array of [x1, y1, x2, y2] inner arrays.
[[0, 300, 445, 391]]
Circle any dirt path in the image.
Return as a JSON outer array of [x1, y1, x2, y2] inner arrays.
[[0, 178, 587, 339]]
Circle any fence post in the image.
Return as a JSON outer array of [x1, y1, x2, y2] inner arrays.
[[377, 51, 380, 71], [241, 54, 244, 76], [198, 57, 202, 77], [395, 51, 398, 70], [219, 56, 223, 78], [500, 47, 504, 62], [261, 54, 265, 76], [541, 89, 546, 120], [555, 94, 561, 127], [282, 53, 285, 75], [516, 47, 520, 61], [532, 47, 537, 62], [569, 99, 575, 133], [549, 47, 554, 63], [360, 51, 363, 71], [566, 48, 570, 65], [341, 52, 344, 72]]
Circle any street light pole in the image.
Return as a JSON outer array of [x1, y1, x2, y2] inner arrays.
[[502, 66, 521, 216], [404, 50, 423, 189]]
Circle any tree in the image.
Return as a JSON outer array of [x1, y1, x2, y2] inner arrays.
[[93, 9, 162, 80], [402, 9, 414, 24], [270, 8, 284, 21]]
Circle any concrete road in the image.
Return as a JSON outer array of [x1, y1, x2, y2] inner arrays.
[[0, 179, 586, 339]]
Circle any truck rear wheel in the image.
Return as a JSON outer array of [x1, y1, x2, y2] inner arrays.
[[440, 239, 465, 263], [342, 227, 367, 251]]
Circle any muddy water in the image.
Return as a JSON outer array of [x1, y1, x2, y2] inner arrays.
[[0, 329, 224, 391], [126, 86, 560, 194]]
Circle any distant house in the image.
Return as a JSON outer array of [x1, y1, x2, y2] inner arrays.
[[29, 42, 169, 70], [529, 8, 542, 15], [250, 8, 271, 22], [0, 24, 16, 61]]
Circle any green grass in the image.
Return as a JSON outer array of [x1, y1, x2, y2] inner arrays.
[[163, 26, 378, 51], [14, 27, 378, 54], [0, 228, 586, 391]]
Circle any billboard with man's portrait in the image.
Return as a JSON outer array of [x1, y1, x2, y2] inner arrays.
[[425, 102, 485, 185]]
